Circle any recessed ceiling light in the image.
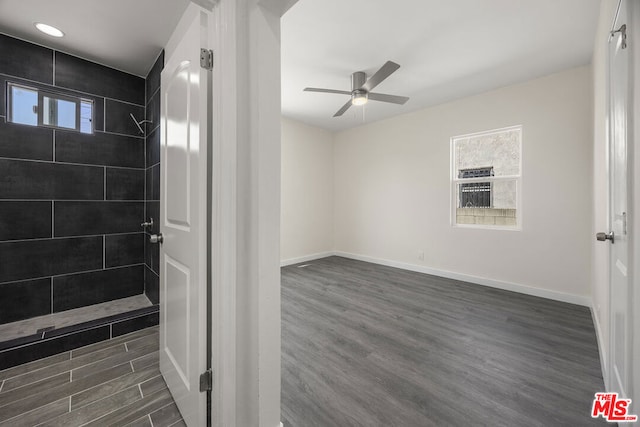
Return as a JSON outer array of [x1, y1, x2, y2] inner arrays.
[[34, 23, 64, 38]]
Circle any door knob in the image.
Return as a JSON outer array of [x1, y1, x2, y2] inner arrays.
[[596, 231, 614, 243], [149, 233, 164, 244]]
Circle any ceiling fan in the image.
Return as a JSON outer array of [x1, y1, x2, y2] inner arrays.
[[303, 60, 410, 117]]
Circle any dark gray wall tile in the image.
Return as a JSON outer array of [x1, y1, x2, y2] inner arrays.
[[145, 127, 160, 168], [144, 237, 159, 275], [0, 236, 102, 283], [144, 267, 159, 305], [145, 51, 164, 101], [112, 312, 158, 337], [0, 159, 103, 200], [151, 164, 160, 201], [144, 201, 159, 234], [56, 131, 144, 168], [0, 201, 51, 241], [54, 201, 144, 236], [0, 34, 53, 84], [145, 168, 152, 201], [0, 120, 53, 161], [105, 233, 144, 267], [53, 266, 144, 311], [0, 278, 51, 323], [54, 52, 144, 105], [105, 99, 145, 137], [106, 168, 144, 200], [0, 326, 110, 370], [145, 91, 160, 135]]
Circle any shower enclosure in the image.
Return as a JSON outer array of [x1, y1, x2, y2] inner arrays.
[[0, 34, 163, 369]]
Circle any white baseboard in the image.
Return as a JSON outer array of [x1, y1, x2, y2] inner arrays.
[[332, 251, 591, 307], [280, 251, 334, 267], [280, 250, 591, 306], [591, 303, 608, 389]]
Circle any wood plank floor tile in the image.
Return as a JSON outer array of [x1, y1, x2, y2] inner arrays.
[[131, 351, 158, 371], [71, 342, 156, 381], [2, 343, 126, 391], [139, 374, 167, 397], [281, 256, 607, 426], [71, 327, 158, 358], [125, 415, 153, 427], [71, 363, 160, 410], [0, 372, 70, 408], [149, 402, 183, 427], [0, 326, 183, 426], [0, 397, 69, 427], [39, 385, 142, 427], [83, 387, 173, 427], [0, 352, 70, 382], [0, 362, 131, 423]]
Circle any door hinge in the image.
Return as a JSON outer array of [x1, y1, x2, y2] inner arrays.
[[200, 49, 214, 70], [199, 369, 213, 392], [610, 24, 627, 49]]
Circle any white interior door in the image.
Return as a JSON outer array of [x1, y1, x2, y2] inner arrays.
[[607, 0, 631, 399], [159, 5, 210, 426]]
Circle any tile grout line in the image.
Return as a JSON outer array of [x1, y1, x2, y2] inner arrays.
[[0, 232, 145, 245], [0, 156, 146, 170], [51, 200, 55, 239], [138, 382, 143, 398], [148, 413, 154, 426], [0, 379, 3, 393], [0, 263, 148, 285]]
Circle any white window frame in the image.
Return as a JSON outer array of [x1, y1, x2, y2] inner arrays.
[[7, 82, 94, 134], [450, 125, 523, 231]]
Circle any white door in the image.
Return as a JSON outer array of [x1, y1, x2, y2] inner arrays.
[[159, 5, 210, 426], [606, 0, 631, 399]]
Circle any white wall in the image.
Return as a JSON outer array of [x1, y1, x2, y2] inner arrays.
[[280, 117, 334, 263], [591, 0, 618, 385], [333, 66, 593, 302]]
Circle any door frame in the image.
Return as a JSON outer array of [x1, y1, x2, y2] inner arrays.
[[208, 1, 298, 426]]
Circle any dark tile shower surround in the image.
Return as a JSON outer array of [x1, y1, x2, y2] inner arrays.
[[0, 34, 162, 369]]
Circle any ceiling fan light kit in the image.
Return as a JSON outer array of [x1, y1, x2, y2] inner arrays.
[[303, 60, 410, 117], [351, 89, 368, 106]]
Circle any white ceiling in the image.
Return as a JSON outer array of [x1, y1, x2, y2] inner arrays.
[[0, 0, 190, 77], [282, 0, 601, 131]]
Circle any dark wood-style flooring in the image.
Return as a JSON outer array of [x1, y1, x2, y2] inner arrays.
[[0, 326, 185, 426], [281, 256, 607, 426]]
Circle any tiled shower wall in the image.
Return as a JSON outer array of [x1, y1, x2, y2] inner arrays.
[[143, 52, 163, 305], [0, 34, 146, 325]]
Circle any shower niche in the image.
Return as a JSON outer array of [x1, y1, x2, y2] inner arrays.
[[0, 34, 163, 369]]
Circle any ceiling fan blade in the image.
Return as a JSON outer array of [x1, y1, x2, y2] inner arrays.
[[304, 87, 352, 95], [361, 61, 400, 92], [368, 92, 410, 105], [333, 99, 353, 117]]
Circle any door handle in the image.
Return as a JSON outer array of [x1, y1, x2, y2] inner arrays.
[[596, 231, 614, 243], [150, 233, 164, 244]]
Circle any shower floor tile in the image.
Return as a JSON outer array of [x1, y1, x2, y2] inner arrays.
[[0, 326, 185, 426], [0, 294, 153, 342]]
